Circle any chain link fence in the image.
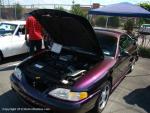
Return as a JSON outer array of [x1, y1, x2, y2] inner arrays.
[[0, 4, 91, 20]]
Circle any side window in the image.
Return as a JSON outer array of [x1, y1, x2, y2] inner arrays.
[[16, 25, 25, 35], [120, 35, 133, 50]]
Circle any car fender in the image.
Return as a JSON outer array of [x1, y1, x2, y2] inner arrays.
[[0, 43, 9, 58], [0, 41, 7, 58], [72, 58, 116, 92], [0, 36, 13, 57]]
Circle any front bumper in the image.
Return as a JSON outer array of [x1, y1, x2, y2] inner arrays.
[[10, 74, 98, 113]]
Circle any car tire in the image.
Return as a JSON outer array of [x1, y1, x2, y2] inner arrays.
[[92, 81, 111, 113], [128, 58, 136, 74], [135, 55, 139, 62], [0, 51, 3, 63], [128, 63, 134, 74]]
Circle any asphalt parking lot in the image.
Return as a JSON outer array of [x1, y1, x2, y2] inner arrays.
[[0, 55, 150, 113]]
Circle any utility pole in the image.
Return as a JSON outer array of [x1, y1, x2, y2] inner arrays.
[[0, 0, 1, 19], [72, 0, 75, 5]]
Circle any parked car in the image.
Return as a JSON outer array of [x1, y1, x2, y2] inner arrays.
[[141, 24, 150, 28], [10, 9, 138, 113], [0, 21, 28, 62], [139, 24, 150, 35]]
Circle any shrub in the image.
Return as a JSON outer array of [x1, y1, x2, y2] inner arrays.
[[124, 19, 134, 31], [95, 16, 107, 27], [55, 7, 66, 11], [108, 16, 120, 28], [70, 4, 86, 18], [139, 46, 150, 58]]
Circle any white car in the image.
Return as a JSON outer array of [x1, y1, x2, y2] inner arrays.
[[0, 21, 29, 62], [139, 24, 150, 35], [141, 24, 150, 28]]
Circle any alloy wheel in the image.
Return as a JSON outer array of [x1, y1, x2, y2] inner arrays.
[[98, 84, 110, 111]]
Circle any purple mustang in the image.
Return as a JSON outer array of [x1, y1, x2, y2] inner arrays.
[[10, 9, 138, 113]]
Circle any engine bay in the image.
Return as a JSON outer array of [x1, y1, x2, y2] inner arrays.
[[22, 45, 99, 92]]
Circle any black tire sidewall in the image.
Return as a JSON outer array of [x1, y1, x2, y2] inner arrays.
[[0, 51, 3, 63], [128, 60, 135, 74]]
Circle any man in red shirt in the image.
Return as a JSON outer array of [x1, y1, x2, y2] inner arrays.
[[25, 15, 43, 55]]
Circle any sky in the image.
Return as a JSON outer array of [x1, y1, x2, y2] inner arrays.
[[10, 0, 149, 5]]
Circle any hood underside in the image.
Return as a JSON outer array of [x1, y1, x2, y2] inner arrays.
[[30, 9, 103, 58]]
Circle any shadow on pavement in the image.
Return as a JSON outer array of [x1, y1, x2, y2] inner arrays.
[[124, 85, 150, 113], [0, 54, 29, 65], [0, 65, 16, 71], [0, 90, 50, 113]]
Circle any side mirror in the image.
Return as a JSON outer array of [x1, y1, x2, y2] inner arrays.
[[16, 27, 24, 36], [122, 50, 130, 56], [118, 50, 130, 58]]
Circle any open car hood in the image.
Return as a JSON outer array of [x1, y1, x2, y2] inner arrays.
[[30, 9, 103, 58]]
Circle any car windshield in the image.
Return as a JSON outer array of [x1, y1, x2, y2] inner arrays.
[[96, 33, 117, 57], [0, 23, 17, 36]]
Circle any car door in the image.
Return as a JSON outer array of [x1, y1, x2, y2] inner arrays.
[[118, 34, 134, 72], [11, 25, 29, 56], [126, 34, 138, 58], [0, 35, 13, 57], [112, 34, 133, 84], [0, 23, 17, 57]]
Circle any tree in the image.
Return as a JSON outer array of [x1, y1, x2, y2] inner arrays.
[[139, 2, 150, 11], [15, 3, 23, 19], [70, 4, 86, 18], [138, 2, 150, 24], [55, 6, 66, 12]]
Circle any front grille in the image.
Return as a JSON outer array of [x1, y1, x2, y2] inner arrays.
[[26, 76, 48, 92]]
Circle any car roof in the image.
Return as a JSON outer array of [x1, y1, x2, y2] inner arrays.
[[1, 20, 25, 25], [94, 27, 125, 38]]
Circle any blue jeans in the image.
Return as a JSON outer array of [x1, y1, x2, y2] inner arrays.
[[29, 40, 42, 55]]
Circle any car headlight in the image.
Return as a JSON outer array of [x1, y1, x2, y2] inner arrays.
[[48, 88, 88, 101], [14, 68, 22, 80]]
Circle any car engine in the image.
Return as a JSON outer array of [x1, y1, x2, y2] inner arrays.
[[21, 47, 98, 92]]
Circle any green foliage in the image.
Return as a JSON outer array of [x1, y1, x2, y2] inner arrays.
[[95, 16, 107, 27], [55, 6, 66, 11], [138, 2, 150, 24], [139, 46, 150, 58], [108, 16, 120, 28], [139, 2, 150, 11], [70, 4, 86, 18], [124, 19, 134, 31], [15, 3, 23, 19], [138, 18, 145, 26]]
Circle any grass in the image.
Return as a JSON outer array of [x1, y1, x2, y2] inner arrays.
[[139, 46, 150, 58]]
